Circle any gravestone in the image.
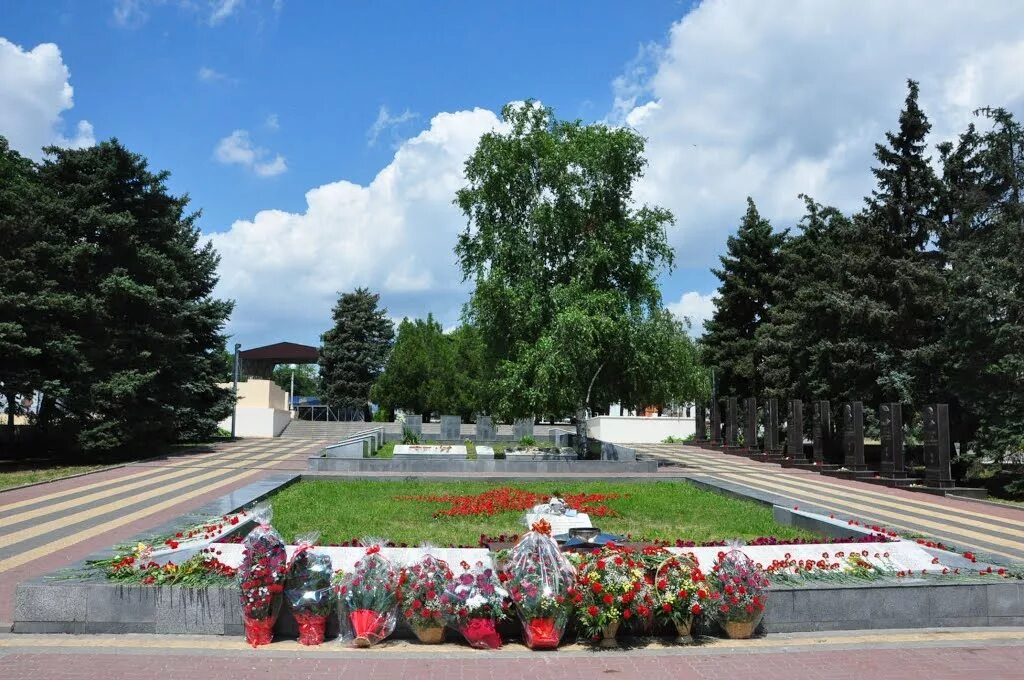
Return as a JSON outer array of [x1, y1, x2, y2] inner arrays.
[[812, 400, 830, 463], [710, 400, 722, 444], [842, 402, 865, 469], [440, 415, 461, 441], [879, 403, 905, 477], [922, 404, 953, 487], [695, 404, 707, 441], [513, 417, 534, 441], [403, 414, 422, 437], [726, 397, 739, 448], [788, 400, 804, 459], [744, 397, 758, 452], [475, 415, 495, 441], [764, 398, 781, 453]]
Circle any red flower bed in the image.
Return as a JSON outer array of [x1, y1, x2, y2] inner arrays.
[[396, 487, 623, 518]]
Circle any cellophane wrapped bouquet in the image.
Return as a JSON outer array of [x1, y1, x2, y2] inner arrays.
[[710, 547, 769, 632], [397, 552, 455, 644], [568, 545, 653, 646], [237, 504, 288, 647], [335, 541, 398, 647], [446, 559, 509, 649], [506, 519, 575, 649], [284, 532, 335, 645], [653, 553, 710, 637]]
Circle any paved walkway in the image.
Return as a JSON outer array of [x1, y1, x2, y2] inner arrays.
[[0, 438, 321, 628], [635, 444, 1024, 564], [0, 628, 1021, 679]]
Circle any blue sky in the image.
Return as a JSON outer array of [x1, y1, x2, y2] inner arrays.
[[3, 1, 1023, 349]]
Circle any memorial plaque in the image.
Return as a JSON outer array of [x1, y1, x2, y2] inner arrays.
[[695, 404, 707, 441], [923, 403, 953, 486], [842, 401, 865, 469], [744, 397, 758, 451], [710, 400, 722, 444], [440, 415, 461, 440], [475, 415, 495, 441], [726, 397, 738, 447], [879, 403, 904, 476], [812, 400, 830, 463], [788, 400, 804, 459], [764, 398, 780, 453], [403, 414, 422, 437]]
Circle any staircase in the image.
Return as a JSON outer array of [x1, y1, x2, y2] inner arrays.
[[278, 420, 382, 439]]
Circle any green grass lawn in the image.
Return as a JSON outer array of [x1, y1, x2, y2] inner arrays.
[[270, 479, 814, 546], [0, 464, 107, 491]]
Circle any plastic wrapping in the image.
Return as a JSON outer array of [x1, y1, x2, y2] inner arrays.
[[398, 551, 454, 644], [710, 547, 769, 628], [653, 552, 709, 636], [335, 541, 398, 647], [237, 503, 287, 647], [506, 520, 575, 649], [446, 559, 509, 649], [568, 545, 653, 644], [285, 532, 335, 645]]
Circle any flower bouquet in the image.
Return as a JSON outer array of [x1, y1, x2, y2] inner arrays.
[[284, 533, 335, 645], [568, 546, 652, 647], [446, 560, 509, 649], [506, 520, 575, 649], [709, 547, 769, 639], [237, 504, 288, 647], [652, 553, 709, 640], [335, 543, 398, 647], [398, 554, 455, 644]]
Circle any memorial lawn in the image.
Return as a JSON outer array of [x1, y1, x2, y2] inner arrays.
[[270, 479, 814, 546], [0, 464, 107, 490]]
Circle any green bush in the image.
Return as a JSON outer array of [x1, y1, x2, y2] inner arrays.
[[402, 428, 420, 444], [518, 435, 536, 447]]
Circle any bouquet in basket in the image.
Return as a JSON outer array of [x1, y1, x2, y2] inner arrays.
[[652, 553, 709, 637], [709, 547, 769, 639], [398, 554, 455, 644], [506, 520, 575, 649], [568, 545, 653, 646], [237, 504, 288, 647], [284, 533, 335, 645], [446, 559, 509, 649], [335, 542, 398, 647]]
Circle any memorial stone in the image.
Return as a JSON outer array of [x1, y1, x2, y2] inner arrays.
[[475, 415, 495, 441], [787, 400, 804, 459], [710, 401, 722, 444], [842, 402, 865, 469], [513, 417, 534, 441], [764, 398, 780, 453], [695, 404, 707, 441], [744, 397, 758, 452], [440, 415, 461, 441], [923, 404, 954, 486], [812, 400, 830, 463], [879, 403, 905, 476], [726, 397, 739, 448], [403, 414, 422, 437]]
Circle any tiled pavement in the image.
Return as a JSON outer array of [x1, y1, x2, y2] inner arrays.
[[634, 444, 1024, 564], [0, 628, 1022, 679]]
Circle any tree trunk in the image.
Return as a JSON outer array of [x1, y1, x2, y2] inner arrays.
[[4, 391, 14, 430], [576, 362, 606, 458]]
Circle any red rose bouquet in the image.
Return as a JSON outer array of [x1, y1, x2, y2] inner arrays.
[[446, 560, 509, 649], [237, 504, 288, 647], [335, 542, 398, 647], [506, 520, 575, 649], [397, 554, 455, 644], [653, 553, 709, 638], [709, 547, 770, 639], [284, 532, 335, 645], [568, 545, 653, 647]]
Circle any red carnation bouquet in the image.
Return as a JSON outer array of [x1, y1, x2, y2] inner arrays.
[[284, 532, 335, 645], [568, 545, 653, 647], [710, 547, 770, 639], [237, 504, 288, 647], [446, 560, 509, 649], [335, 541, 398, 647], [397, 553, 455, 644], [653, 553, 710, 638], [506, 520, 575, 649]]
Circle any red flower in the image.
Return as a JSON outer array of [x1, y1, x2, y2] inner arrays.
[[591, 582, 603, 593], [690, 603, 702, 615], [602, 594, 614, 605], [623, 609, 632, 620], [587, 605, 599, 617], [662, 602, 673, 613]]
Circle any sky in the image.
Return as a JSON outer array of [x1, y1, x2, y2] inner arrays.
[[3, 1, 1024, 350]]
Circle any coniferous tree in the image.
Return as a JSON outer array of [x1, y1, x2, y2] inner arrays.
[[319, 288, 394, 420], [702, 198, 786, 397]]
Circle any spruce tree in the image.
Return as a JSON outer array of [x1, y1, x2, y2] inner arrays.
[[318, 288, 394, 419], [702, 198, 786, 397]]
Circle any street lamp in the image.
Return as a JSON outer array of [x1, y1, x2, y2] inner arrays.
[[230, 342, 241, 438]]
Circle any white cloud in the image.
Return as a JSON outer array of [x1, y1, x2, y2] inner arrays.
[[0, 38, 94, 159], [666, 291, 718, 335], [198, 66, 231, 83], [367, 105, 419, 146], [209, 0, 244, 25], [616, 0, 1024, 269], [214, 129, 287, 176], [210, 108, 504, 340]]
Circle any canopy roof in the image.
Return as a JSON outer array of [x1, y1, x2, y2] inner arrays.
[[239, 342, 318, 378]]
